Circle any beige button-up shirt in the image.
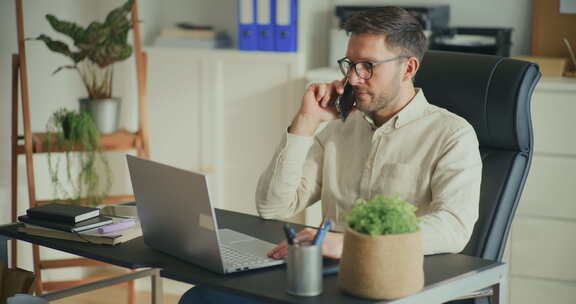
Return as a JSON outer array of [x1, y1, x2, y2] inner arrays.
[[256, 89, 482, 255]]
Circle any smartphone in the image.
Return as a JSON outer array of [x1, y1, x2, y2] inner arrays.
[[335, 81, 356, 122]]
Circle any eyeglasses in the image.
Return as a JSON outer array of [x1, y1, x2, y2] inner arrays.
[[337, 56, 409, 80]]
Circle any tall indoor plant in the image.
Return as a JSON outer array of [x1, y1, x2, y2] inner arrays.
[[338, 195, 424, 300], [34, 0, 135, 134]]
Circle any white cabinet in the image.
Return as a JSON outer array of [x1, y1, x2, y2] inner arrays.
[[146, 48, 305, 215], [509, 77, 576, 304]]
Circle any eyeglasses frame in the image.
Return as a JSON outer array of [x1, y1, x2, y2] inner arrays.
[[337, 56, 410, 80]]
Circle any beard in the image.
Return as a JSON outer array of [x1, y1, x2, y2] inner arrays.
[[353, 67, 404, 116], [354, 85, 401, 115]]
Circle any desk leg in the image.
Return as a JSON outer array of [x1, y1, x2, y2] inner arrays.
[[152, 269, 164, 304], [492, 266, 509, 304], [0, 235, 8, 267]]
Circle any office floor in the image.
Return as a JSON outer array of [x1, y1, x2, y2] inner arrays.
[[51, 287, 180, 304]]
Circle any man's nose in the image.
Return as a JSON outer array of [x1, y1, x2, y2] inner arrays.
[[347, 69, 364, 86]]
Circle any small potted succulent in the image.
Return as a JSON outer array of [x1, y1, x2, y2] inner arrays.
[[33, 0, 135, 134], [338, 195, 424, 300]]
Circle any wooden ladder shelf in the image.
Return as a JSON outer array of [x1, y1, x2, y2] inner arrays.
[[10, 0, 150, 302]]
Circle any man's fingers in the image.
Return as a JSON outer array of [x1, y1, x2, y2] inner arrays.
[[315, 83, 327, 101], [269, 241, 288, 259], [307, 81, 346, 109], [324, 84, 341, 108], [268, 228, 322, 260], [333, 79, 345, 95], [321, 93, 332, 108], [295, 228, 317, 242], [268, 240, 287, 258], [271, 231, 312, 259], [272, 246, 288, 259], [322, 80, 346, 108]]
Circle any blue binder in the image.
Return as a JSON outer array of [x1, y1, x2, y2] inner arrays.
[[238, 0, 258, 51], [257, 0, 275, 51], [274, 0, 297, 52]]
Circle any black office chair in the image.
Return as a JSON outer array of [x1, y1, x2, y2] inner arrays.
[[414, 51, 541, 304]]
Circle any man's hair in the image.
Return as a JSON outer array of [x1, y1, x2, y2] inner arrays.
[[343, 6, 428, 61]]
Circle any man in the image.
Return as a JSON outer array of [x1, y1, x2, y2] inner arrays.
[[180, 6, 481, 303], [258, 6, 482, 260]]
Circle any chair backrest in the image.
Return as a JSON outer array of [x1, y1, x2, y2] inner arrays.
[[414, 51, 541, 261]]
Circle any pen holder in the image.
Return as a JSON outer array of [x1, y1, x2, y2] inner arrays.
[[286, 241, 322, 296]]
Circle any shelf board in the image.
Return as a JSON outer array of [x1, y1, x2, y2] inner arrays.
[[40, 258, 110, 269], [16, 129, 141, 154], [35, 195, 135, 207], [42, 274, 131, 293], [145, 46, 302, 62]]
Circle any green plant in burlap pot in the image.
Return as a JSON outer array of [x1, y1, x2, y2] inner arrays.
[[338, 195, 424, 300], [45, 108, 112, 206], [33, 0, 135, 134]]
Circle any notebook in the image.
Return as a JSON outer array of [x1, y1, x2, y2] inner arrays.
[[18, 215, 112, 233], [18, 222, 142, 245], [26, 203, 100, 223]]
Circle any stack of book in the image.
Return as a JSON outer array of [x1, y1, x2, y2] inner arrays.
[[154, 26, 217, 49], [100, 201, 138, 218], [17, 203, 141, 245], [153, 23, 231, 49]]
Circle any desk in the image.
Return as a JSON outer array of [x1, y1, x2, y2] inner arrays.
[[0, 209, 508, 304]]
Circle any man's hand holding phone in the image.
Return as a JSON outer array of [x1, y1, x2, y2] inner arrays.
[[290, 80, 352, 136]]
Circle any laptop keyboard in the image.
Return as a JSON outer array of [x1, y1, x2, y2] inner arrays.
[[221, 245, 271, 269]]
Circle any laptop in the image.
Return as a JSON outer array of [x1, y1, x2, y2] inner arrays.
[[126, 155, 285, 274]]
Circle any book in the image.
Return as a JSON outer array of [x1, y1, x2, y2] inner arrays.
[[18, 222, 142, 246], [97, 218, 136, 234], [160, 27, 215, 40], [26, 203, 100, 223], [100, 201, 138, 218], [18, 215, 112, 233], [153, 37, 216, 49]]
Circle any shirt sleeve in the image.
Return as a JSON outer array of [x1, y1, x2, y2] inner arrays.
[[255, 131, 325, 220], [419, 125, 482, 255]]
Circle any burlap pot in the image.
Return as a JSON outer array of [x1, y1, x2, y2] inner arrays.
[[338, 227, 424, 299]]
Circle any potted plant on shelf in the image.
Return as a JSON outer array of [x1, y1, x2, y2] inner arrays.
[[338, 195, 424, 300], [45, 108, 112, 206], [33, 0, 135, 134]]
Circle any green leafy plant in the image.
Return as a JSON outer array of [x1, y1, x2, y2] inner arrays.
[[346, 195, 420, 236], [45, 108, 112, 206], [33, 0, 134, 99]]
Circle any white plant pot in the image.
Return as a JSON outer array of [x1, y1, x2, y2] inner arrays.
[[79, 97, 120, 135]]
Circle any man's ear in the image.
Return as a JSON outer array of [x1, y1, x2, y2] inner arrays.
[[402, 57, 420, 82]]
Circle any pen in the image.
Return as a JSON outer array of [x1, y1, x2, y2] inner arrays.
[[283, 223, 296, 245], [98, 218, 136, 234], [313, 219, 332, 246], [312, 216, 327, 245]]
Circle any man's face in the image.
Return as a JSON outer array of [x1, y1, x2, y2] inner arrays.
[[344, 34, 407, 114]]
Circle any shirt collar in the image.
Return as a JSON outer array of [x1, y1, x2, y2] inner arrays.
[[362, 88, 429, 130]]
